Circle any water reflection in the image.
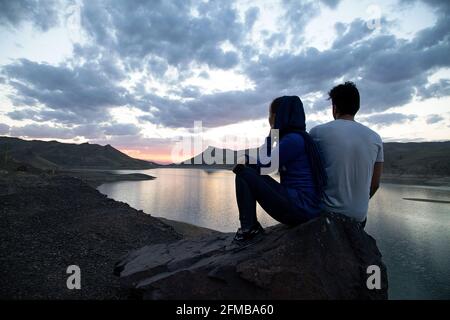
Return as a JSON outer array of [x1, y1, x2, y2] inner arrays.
[[99, 168, 278, 231]]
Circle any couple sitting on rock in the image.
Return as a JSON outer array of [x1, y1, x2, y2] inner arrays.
[[232, 81, 384, 244]]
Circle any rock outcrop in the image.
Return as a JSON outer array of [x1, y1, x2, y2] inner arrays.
[[115, 213, 388, 300]]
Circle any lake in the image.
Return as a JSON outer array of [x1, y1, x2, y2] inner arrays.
[[98, 168, 450, 300]]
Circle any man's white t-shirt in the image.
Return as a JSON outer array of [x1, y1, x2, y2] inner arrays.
[[310, 119, 384, 222]]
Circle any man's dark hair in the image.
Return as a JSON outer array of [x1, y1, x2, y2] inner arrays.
[[328, 81, 360, 115]]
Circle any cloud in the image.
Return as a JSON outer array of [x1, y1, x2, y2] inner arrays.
[[263, 32, 287, 48], [10, 123, 75, 139], [2, 58, 128, 124], [135, 88, 273, 128], [242, 13, 450, 114], [360, 113, 417, 127], [102, 123, 141, 136], [417, 79, 450, 100], [279, 0, 341, 44], [411, 0, 450, 15], [71, 124, 104, 139], [8, 122, 142, 140], [0, 123, 10, 135], [0, 0, 61, 31], [320, 0, 341, 9], [281, 0, 321, 40], [1, 0, 450, 140], [72, 123, 141, 139], [7, 108, 84, 125], [4, 7, 450, 130], [332, 19, 375, 49], [244, 7, 260, 30], [80, 0, 245, 71], [426, 114, 445, 124]]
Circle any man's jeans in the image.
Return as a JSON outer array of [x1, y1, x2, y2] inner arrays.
[[234, 165, 310, 230]]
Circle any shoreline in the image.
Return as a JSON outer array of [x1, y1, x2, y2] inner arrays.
[[380, 174, 450, 188], [402, 197, 450, 204], [57, 169, 156, 188]]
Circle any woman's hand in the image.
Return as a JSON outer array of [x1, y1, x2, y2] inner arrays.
[[232, 163, 245, 174]]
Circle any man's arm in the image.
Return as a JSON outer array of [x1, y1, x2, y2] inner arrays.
[[370, 162, 383, 198]]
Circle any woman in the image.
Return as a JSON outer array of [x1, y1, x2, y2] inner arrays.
[[232, 96, 327, 243]]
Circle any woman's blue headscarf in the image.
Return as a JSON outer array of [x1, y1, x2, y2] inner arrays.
[[271, 96, 327, 195]]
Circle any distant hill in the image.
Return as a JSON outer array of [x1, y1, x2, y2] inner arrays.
[[175, 142, 450, 177], [172, 145, 263, 169], [1, 136, 449, 176], [177, 146, 243, 167], [383, 142, 450, 176], [0, 136, 156, 170]]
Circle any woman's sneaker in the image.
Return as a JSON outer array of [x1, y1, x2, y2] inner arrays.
[[232, 222, 265, 245]]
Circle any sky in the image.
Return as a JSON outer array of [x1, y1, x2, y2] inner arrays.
[[0, 0, 449, 163]]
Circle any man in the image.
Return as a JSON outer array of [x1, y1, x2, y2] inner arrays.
[[310, 82, 383, 225]]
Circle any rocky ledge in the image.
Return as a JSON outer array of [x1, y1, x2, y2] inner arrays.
[[115, 214, 388, 300]]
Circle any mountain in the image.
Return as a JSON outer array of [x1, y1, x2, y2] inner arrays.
[[0, 136, 156, 170], [175, 142, 450, 176]]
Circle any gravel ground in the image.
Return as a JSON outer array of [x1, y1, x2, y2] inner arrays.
[[0, 172, 182, 299]]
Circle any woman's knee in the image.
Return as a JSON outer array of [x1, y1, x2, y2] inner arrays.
[[234, 165, 258, 177], [235, 166, 261, 190]]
